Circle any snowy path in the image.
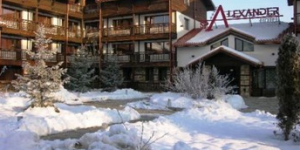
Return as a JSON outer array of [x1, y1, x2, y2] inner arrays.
[[41, 98, 176, 140]]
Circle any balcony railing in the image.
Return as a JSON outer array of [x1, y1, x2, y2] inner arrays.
[[85, 23, 176, 38], [0, 17, 82, 41], [0, 18, 36, 33], [3, 0, 82, 16], [84, 0, 168, 17], [103, 53, 170, 63]]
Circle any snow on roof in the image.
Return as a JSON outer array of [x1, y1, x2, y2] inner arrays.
[[188, 45, 263, 66], [187, 22, 290, 44]]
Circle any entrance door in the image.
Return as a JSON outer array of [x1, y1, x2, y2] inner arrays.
[[217, 66, 240, 94]]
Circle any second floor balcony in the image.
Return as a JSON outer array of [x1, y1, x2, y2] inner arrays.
[[0, 17, 82, 43], [85, 23, 176, 42]]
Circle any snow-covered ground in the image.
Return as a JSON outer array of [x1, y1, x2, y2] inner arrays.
[[0, 89, 299, 150], [53, 87, 147, 104]]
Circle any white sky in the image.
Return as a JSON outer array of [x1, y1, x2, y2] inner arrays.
[[208, 0, 293, 24]]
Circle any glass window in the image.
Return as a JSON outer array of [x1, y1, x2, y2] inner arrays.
[[184, 18, 189, 30], [112, 43, 134, 55], [145, 15, 169, 25], [235, 38, 254, 51], [184, 0, 190, 6], [158, 68, 168, 81], [235, 38, 243, 51], [211, 38, 228, 50], [266, 69, 276, 89], [145, 42, 170, 53], [146, 68, 154, 81]]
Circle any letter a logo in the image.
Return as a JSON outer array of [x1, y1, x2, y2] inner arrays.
[[206, 5, 229, 31]]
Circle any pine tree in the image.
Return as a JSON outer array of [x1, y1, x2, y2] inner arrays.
[[65, 46, 98, 96], [100, 57, 123, 91], [276, 34, 300, 140], [12, 25, 67, 111]]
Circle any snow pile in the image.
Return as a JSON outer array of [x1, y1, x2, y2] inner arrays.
[[129, 92, 247, 110], [41, 124, 150, 150], [80, 88, 147, 102], [127, 100, 298, 150], [17, 104, 140, 136], [50, 86, 79, 104]]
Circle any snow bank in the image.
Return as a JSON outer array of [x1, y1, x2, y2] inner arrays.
[[17, 104, 140, 136], [80, 88, 147, 102], [41, 124, 150, 150], [223, 94, 248, 110], [127, 100, 298, 150], [129, 92, 247, 110]]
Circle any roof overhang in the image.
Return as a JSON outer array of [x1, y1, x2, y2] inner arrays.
[[203, 0, 215, 11], [288, 0, 294, 6], [188, 46, 263, 67]]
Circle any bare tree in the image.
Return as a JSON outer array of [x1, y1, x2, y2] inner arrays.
[[166, 62, 234, 99]]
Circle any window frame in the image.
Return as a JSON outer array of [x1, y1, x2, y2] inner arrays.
[[235, 38, 254, 52], [184, 18, 189, 30], [210, 38, 229, 50]]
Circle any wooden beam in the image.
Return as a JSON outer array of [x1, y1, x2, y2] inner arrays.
[[98, 2, 103, 85], [169, 0, 173, 81]]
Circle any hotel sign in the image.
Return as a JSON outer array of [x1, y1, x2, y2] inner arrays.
[[226, 7, 280, 19], [205, 5, 283, 31]]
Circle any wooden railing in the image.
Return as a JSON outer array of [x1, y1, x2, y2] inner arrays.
[[3, 0, 82, 17], [84, 0, 168, 17], [86, 23, 176, 38], [103, 53, 170, 63], [0, 17, 82, 41]]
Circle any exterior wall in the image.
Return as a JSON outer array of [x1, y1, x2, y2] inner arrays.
[[177, 35, 279, 67], [176, 11, 200, 39]]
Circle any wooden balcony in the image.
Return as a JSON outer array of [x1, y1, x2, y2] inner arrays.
[[3, 0, 82, 18], [0, 17, 82, 43], [83, 0, 168, 19], [0, 49, 24, 66], [85, 23, 176, 42], [103, 53, 171, 67]]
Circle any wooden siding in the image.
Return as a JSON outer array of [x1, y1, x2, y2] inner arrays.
[[3, 0, 82, 18], [172, 0, 207, 21], [84, 0, 169, 19]]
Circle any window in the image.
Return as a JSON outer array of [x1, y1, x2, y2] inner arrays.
[[145, 15, 169, 25], [235, 38, 254, 51], [252, 68, 276, 89], [145, 42, 170, 54], [51, 42, 62, 53], [146, 68, 154, 81], [184, 18, 189, 30], [112, 43, 134, 55], [1, 38, 21, 50], [113, 18, 133, 27], [184, 0, 190, 6], [210, 38, 229, 49], [158, 68, 168, 81]]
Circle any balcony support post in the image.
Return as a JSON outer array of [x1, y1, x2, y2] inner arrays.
[[168, 0, 173, 82], [64, 3, 70, 67], [0, 0, 2, 50], [98, 1, 103, 87]]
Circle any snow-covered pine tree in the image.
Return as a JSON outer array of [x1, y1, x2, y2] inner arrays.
[[65, 46, 98, 96], [12, 25, 67, 111], [276, 34, 300, 140], [100, 57, 123, 91]]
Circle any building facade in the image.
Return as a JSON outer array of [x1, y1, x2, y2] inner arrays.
[[0, 0, 214, 90], [175, 22, 292, 96]]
